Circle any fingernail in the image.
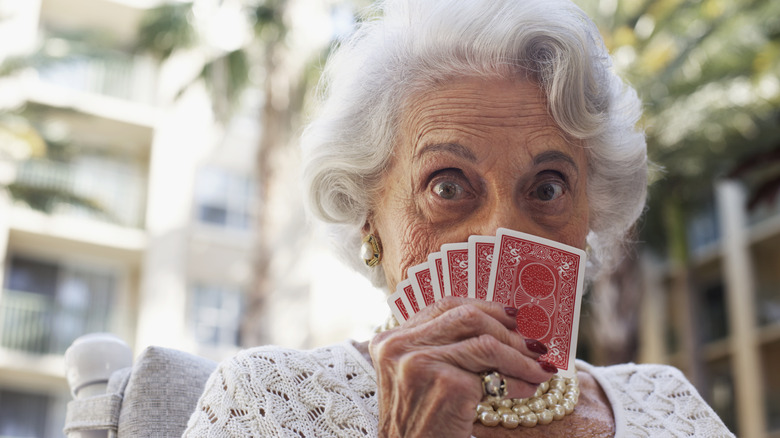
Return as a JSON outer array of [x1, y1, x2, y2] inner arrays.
[[525, 339, 548, 355], [504, 307, 518, 317], [537, 359, 558, 374]]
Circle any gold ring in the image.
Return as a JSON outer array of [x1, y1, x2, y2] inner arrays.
[[480, 371, 507, 399]]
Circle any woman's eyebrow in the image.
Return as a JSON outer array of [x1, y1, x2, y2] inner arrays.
[[414, 142, 478, 162], [533, 150, 578, 173]]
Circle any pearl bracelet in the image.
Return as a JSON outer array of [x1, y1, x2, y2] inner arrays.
[[475, 375, 579, 428]]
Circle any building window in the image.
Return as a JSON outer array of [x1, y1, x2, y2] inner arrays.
[[6, 257, 59, 295], [194, 167, 253, 230], [700, 283, 728, 343], [0, 389, 49, 438], [1, 256, 116, 354], [190, 285, 243, 348], [706, 358, 736, 433]]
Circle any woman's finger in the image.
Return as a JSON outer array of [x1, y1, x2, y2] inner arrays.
[[383, 296, 550, 359], [405, 296, 519, 330], [401, 303, 547, 359], [475, 370, 543, 401], [399, 334, 555, 389]]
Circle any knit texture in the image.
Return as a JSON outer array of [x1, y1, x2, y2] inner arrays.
[[582, 362, 736, 437], [183, 341, 378, 437], [184, 343, 734, 437]]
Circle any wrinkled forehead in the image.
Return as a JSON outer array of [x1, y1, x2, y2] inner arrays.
[[395, 76, 581, 157]]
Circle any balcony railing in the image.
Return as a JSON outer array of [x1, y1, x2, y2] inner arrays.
[[0, 290, 112, 355], [37, 52, 158, 105], [747, 193, 780, 227], [687, 191, 780, 256], [11, 157, 147, 228]]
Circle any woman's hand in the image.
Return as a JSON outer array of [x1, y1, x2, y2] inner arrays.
[[369, 296, 557, 438]]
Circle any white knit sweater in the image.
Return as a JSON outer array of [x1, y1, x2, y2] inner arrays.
[[183, 341, 734, 437]]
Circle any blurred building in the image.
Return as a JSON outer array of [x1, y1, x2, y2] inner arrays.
[[0, 0, 388, 435], [0, 0, 263, 436], [638, 155, 780, 438]]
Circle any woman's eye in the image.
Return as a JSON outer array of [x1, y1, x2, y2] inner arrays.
[[433, 180, 464, 200], [535, 181, 564, 201]]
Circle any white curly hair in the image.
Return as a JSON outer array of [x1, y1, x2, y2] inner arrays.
[[301, 0, 647, 289]]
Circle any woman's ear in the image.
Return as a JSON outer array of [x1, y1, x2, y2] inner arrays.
[[360, 213, 382, 267], [362, 212, 374, 236]]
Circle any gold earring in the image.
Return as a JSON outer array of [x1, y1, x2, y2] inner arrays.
[[360, 234, 382, 267]]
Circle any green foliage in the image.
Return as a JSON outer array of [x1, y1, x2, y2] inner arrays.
[[5, 182, 113, 220], [0, 106, 116, 223], [136, 2, 197, 59], [137, 0, 292, 119], [194, 48, 251, 117], [577, 0, 780, 255], [251, 0, 287, 39], [208, 49, 250, 99], [0, 55, 29, 76]]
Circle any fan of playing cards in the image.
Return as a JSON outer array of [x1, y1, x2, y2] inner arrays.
[[387, 228, 586, 378]]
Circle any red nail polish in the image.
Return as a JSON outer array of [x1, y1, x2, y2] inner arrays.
[[537, 359, 558, 373], [525, 339, 548, 355], [504, 307, 518, 317]]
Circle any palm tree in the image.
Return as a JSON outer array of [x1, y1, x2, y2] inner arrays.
[[135, 0, 331, 346]]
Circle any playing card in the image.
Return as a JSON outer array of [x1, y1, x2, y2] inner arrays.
[[408, 262, 436, 308], [427, 252, 446, 300], [387, 287, 412, 324], [397, 278, 421, 314], [441, 242, 469, 298], [486, 228, 585, 377], [467, 235, 495, 300]]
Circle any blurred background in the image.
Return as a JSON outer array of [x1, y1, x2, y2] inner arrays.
[[0, 0, 777, 436]]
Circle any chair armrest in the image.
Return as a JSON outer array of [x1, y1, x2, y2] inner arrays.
[[63, 334, 133, 437], [63, 334, 218, 437], [117, 346, 216, 436]]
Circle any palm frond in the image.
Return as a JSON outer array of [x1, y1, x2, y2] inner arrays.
[[136, 2, 197, 59]]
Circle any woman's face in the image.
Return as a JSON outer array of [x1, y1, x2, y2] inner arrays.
[[369, 77, 590, 291]]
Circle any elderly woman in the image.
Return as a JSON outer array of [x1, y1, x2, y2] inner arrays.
[[184, 0, 733, 436]]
